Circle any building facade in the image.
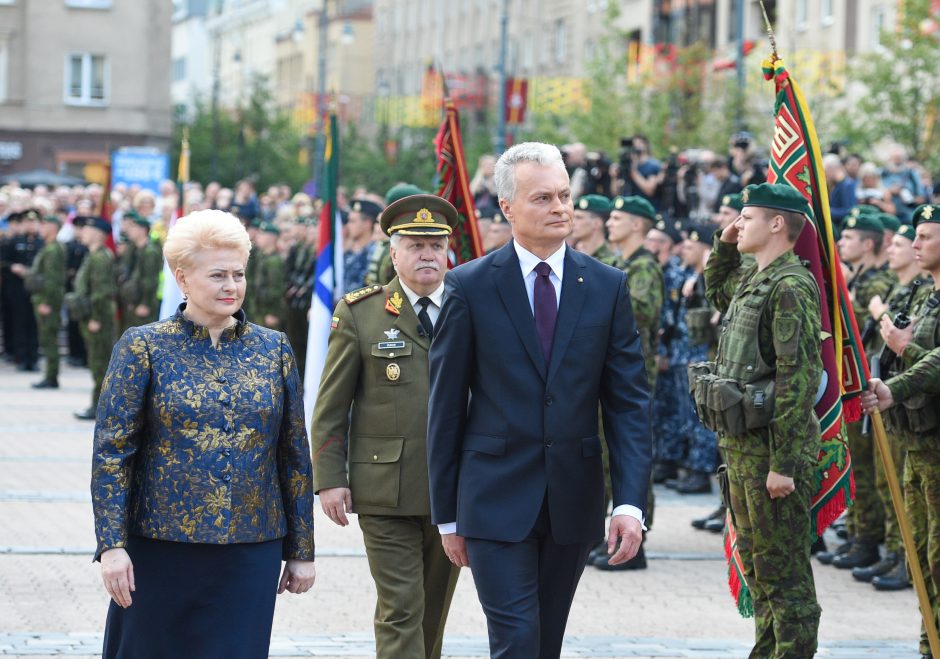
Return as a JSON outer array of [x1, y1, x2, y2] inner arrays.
[[0, 0, 172, 183]]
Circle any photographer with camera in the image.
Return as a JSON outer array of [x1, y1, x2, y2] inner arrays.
[[729, 132, 766, 188], [616, 135, 664, 209], [561, 142, 590, 200]]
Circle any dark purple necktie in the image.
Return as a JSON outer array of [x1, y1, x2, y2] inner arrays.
[[533, 261, 557, 363]]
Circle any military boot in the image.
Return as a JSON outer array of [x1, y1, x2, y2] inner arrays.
[[652, 461, 679, 484], [816, 538, 853, 565], [692, 505, 725, 530], [832, 541, 880, 569], [31, 378, 59, 389], [872, 556, 912, 591], [852, 551, 898, 582], [73, 408, 96, 421], [676, 471, 712, 494]]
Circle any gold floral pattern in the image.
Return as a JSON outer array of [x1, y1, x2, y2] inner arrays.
[[91, 306, 315, 561]]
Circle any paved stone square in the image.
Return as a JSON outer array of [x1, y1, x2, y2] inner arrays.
[[0, 360, 925, 657]]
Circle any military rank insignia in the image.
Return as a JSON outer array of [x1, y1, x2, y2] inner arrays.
[[385, 291, 404, 315], [344, 285, 382, 305]]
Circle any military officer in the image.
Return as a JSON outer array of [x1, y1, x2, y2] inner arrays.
[[22, 214, 66, 388], [701, 183, 823, 657], [310, 194, 460, 659], [833, 211, 897, 570], [572, 194, 618, 265], [70, 217, 116, 420], [713, 193, 744, 230], [119, 211, 162, 330], [250, 221, 287, 330], [864, 203, 940, 658], [366, 184, 424, 287]]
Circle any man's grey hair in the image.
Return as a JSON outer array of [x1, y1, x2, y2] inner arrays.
[[494, 142, 565, 202], [389, 233, 448, 249]]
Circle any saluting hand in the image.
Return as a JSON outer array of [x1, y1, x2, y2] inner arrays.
[[319, 487, 353, 526], [100, 547, 135, 608]]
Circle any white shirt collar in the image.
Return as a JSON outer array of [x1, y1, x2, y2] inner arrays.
[[399, 280, 445, 309], [514, 240, 566, 279]]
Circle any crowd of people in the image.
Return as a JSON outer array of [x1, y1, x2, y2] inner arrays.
[[1, 134, 940, 658]]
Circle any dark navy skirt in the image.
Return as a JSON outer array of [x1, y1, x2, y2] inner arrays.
[[102, 535, 283, 659]]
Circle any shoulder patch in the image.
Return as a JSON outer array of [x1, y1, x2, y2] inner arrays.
[[343, 285, 383, 305]]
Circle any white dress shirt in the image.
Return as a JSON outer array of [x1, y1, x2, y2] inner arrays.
[[399, 280, 444, 327], [438, 241, 644, 534]]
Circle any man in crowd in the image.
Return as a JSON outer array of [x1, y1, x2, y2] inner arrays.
[[344, 199, 381, 293], [251, 221, 287, 330], [572, 194, 617, 265], [21, 214, 66, 389]]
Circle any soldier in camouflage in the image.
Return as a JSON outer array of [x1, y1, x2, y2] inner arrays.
[[21, 215, 66, 389], [864, 203, 940, 658], [572, 195, 618, 266], [119, 211, 162, 330], [701, 183, 822, 658], [832, 210, 898, 570], [250, 221, 287, 330], [70, 217, 117, 420]]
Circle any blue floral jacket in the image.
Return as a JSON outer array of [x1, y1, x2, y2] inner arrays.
[[91, 306, 315, 561]]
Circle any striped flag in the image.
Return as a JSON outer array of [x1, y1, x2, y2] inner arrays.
[[303, 112, 343, 425], [158, 129, 191, 320]]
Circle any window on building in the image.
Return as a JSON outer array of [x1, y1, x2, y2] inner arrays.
[[796, 0, 808, 31], [554, 19, 567, 63], [172, 57, 187, 83], [821, 0, 834, 25], [872, 5, 886, 49], [65, 0, 112, 8], [65, 53, 108, 105]]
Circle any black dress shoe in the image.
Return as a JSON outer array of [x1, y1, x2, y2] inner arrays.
[[811, 536, 827, 555], [652, 462, 679, 484], [816, 538, 853, 565], [852, 551, 898, 582], [832, 541, 880, 569], [31, 379, 59, 389], [676, 472, 712, 494], [692, 505, 726, 530], [73, 408, 96, 420], [586, 539, 608, 564], [593, 544, 646, 571], [704, 516, 725, 533], [872, 557, 912, 591]]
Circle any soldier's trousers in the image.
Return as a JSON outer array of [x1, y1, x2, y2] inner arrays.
[[904, 449, 940, 656], [845, 421, 884, 544], [358, 514, 460, 659], [725, 448, 820, 659], [654, 363, 691, 464], [875, 431, 907, 553], [80, 323, 114, 410], [34, 308, 60, 381]]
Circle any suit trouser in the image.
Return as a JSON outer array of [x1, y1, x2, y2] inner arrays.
[[358, 514, 459, 659], [464, 499, 592, 659]]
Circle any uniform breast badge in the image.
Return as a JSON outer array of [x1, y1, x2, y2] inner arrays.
[[384, 328, 400, 339], [386, 363, 401, 381]]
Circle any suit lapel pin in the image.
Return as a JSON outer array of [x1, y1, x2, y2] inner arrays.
[[577, 276, 584, 283]]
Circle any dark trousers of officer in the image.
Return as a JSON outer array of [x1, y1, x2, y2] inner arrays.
[[12, 292, 38, 367], [358, 514, 459, 659]]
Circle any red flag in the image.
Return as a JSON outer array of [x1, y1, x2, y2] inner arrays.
[[505, 78, 528, 125]]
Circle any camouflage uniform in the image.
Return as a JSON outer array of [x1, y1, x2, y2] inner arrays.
[[27, 238, 66, 383], [620, 246, 663, 386], [365, 238, 395, 286], [73, 246, 116, 410], [590, 242, 619, 268], [683, 274, 720, 475], [703, 238, 822, 658], [846, 263, 897, 546], [119, 239, 162, 331], [252, 249, 288, 330]]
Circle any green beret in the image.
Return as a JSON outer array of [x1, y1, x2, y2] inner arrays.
[[384, 183, 427, 205], [878, 213, 901, 233], [843, 213, 884, 234], [611, 195, 657, 222], [380, 193, 456, 237], [720, 193, 744, 211], [85, 216, 112, 234], [42, 214, 62, 226], [124, 210, 150, 229], [575, 194, 612, 216], [687, 223, 715, 245], [913, 204, 940, 228], [850, 204, 882, 218], [350, 198, 383, 220], [741, 183, 811, 218], [258, 221, 280, 235], [896, 223, 916, 241], [831, 224, 841, 242]]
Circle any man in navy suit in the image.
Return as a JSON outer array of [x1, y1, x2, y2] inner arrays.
[[427, 142, 653, 658]]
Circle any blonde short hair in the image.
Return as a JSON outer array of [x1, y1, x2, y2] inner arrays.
[[163, 210, 251, 272]]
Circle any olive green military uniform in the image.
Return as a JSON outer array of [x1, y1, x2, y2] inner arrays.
[[365, 238, 395, 286], [119, 240, 162, 331], [73, 246, 116, 410], [846, 261, 897, 547], [28, 237, 66, 383], [590, 242, 619, 268], [252, 249, 287, 330], [114, 241, 136, 332], [621, 246, 663, 386], [700, 185, 822, 658]]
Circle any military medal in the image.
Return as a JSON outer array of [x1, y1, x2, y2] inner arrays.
[[386, 363, 401, 381]]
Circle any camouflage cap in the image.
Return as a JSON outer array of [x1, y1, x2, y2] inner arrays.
[[741, 183, 811, 217], [913, 204, 940, 228], [380, 193, 456, 237], [576, 194, 612, 217], [896, 223, 916, 241], [384, 183, 427, 205], [720, 193, 744, 211], [878, 212, 901, 233], [844, 213, 884, 234], [611, 195, 657, 222]]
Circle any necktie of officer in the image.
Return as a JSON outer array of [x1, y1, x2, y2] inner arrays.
[[417, 297, 434, 339], [533, 261, 557, 363]]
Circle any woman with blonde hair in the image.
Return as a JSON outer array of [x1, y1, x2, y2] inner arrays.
[[91, 209, 316, 658]]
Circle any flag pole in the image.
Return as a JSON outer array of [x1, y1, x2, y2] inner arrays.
[[870, 409, 940, 657]]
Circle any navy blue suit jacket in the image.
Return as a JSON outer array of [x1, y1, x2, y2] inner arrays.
[[427, 241, 653, 544]]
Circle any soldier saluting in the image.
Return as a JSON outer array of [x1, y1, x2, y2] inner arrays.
[[694, 183, 823, 657]]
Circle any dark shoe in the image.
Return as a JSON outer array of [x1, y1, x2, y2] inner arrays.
[[67, 356, 86, 367], [852, 551, 899, 582], [832, 542, 880, 569], [73, 408, 96, 420], [692, 505, 726, 530], [817, 539, 853, 565], [676, 472, 712, 494], [652, 461, 679, 484], [594, 544, 646, 571], [811, 536, 827, 555], [16, 362, 38, 372], [586, 539, 608, 564], [664, 477, 682, 490], [704, 516, 726, 533], [872, 557, 912, 591], [31, 379, 59, 389]]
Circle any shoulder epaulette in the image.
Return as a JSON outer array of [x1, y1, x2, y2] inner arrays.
[[343, 284, 383, 305]]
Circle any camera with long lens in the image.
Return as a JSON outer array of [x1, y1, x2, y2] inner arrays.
[[617, 137, 635, 175], [585, 151, 612, 197]]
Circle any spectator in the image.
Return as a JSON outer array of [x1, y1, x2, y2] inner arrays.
[[824, 153, 858, 225]]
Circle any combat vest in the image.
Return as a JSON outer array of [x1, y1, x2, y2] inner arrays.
[[684, 275, 714, 347], [689, 261, 817, 438], [888, 288, 940, 438]]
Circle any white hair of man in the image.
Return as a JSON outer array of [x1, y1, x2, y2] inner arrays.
[[389, 232, 447, 249], [494, 142, 565, 202]]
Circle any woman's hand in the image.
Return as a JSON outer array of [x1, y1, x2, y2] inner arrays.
[[278, 559, 316, 594], [100, 547, 135, 608]]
